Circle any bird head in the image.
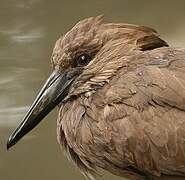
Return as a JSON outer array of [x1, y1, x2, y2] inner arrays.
[[7, 15, 168, 149]]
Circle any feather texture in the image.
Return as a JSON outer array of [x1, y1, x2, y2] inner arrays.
[[52, 16, 185, 180]]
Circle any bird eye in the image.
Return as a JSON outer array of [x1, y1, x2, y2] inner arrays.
[[75, 53, 91, 67]]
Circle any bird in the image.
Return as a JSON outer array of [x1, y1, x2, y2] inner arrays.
[[7, 15, 185, 180]]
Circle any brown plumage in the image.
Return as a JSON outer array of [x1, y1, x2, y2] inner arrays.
[[7, 15, 185, 180]]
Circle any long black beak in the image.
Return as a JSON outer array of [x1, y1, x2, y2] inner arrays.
[[7, 69, 76, 150]]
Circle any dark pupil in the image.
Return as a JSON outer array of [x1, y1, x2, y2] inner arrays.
[[77, 54, 91, 66]]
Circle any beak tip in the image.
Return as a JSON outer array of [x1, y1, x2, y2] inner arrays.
[[7, 136, 15, 150], [6, 143, 11, 151]]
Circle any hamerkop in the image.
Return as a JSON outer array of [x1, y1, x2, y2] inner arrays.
[[7, 15, 185, 180]]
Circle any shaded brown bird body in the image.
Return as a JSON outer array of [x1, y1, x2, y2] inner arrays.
[[7, 16, 185, 180]]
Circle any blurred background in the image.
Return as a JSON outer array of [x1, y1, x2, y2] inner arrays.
[[1, 0, 185, 180]]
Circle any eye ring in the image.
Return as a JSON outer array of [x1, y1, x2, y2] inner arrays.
[[75, 53, 92, 67]]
